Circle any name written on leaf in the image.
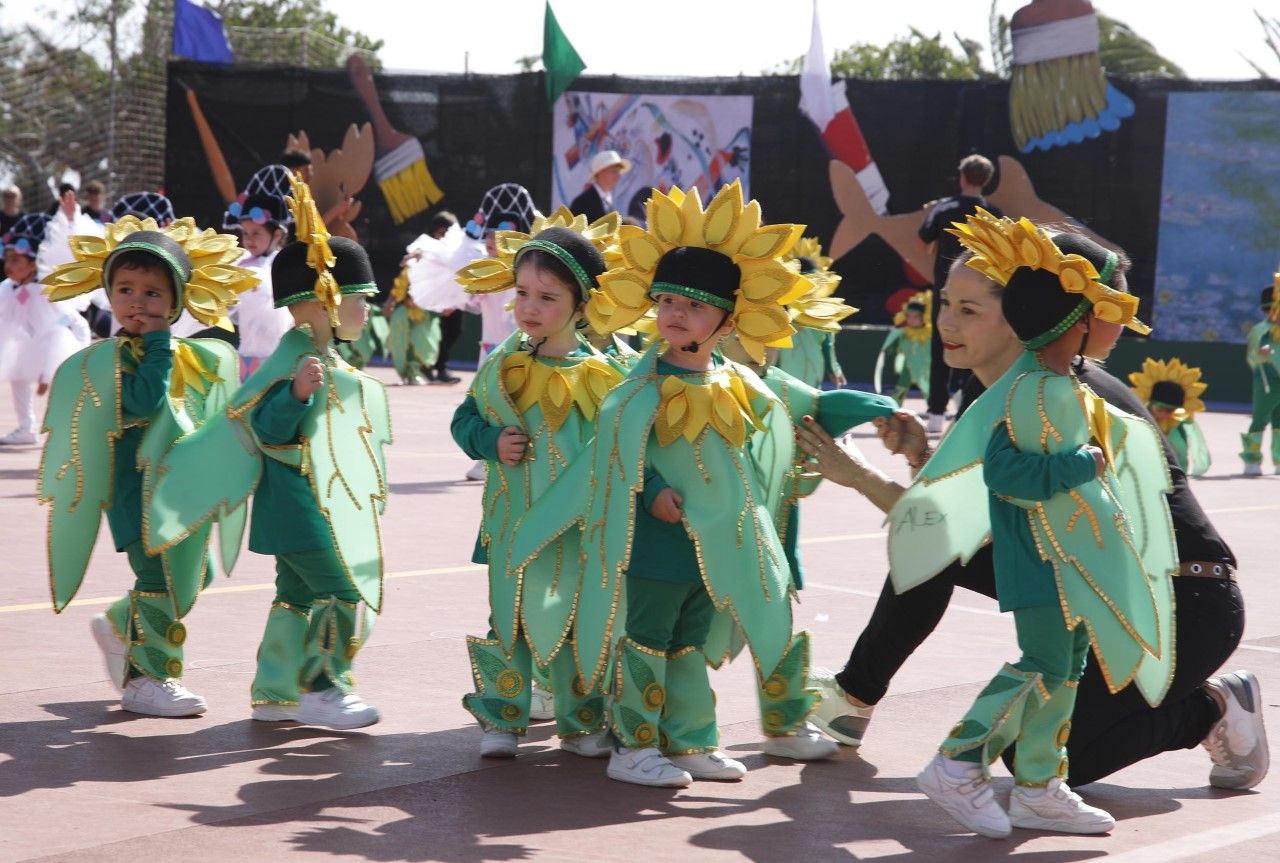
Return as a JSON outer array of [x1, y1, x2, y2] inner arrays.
[[891, 505, 946, 534]]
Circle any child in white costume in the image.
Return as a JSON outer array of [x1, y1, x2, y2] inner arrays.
[[0, 214, 89, 444]]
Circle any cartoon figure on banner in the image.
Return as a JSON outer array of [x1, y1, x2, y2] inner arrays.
[[1128, 356, 1211, 477], [284, 126, 375, 241]]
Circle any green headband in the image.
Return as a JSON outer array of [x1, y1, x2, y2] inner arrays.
[[1022, 297, 1092, 350], [276, 281, 377, 308], [649, 282, 736, 312], [515, 238, 595, 296], [1097, 250, 1118, 286]]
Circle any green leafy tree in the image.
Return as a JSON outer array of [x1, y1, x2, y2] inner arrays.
[[213, 0, 384, 69], [769, 28, 989, 79]]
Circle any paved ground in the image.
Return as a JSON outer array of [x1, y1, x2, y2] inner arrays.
[[1, 367, 1276, 862]]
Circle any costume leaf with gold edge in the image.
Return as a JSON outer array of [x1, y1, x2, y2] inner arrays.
[[39, 336, 243, 615], [457, 208, 622, 295], [946, 208, 1149, 335], [586, 181, 809, 363], [284, 173, 341, 327], [42, 216, 258, 329], [1128, 357, 1207, 431]]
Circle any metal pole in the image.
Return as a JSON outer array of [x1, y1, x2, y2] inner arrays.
[[106, 0, 119, 193]]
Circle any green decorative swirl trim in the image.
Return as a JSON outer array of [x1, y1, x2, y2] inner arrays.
[[1023, 298, 1092, 350], [649, 281, 736, 311], [515, 239, 595, 296]]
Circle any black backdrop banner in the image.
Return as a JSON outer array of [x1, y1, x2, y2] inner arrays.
[[165, 62, 1279, 325]]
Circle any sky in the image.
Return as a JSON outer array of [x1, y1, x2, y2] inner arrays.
[[1, 0, 1276, 80]]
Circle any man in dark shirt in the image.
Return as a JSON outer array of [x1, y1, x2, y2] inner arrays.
[[917, 155, 1001, 432]]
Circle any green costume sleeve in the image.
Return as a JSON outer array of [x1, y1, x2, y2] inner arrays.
[[121, 331, 172, 417], [822, 331, 842, 380], [252, 381, 311, 443], [814, 387, 897, 436], [1181, 420, 1211, 477], [983, 423, 1098, 502], [641, 467, 669, 511], [451, 394, 503, 462]]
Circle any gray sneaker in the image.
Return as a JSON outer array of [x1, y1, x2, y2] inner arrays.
[[808, 667, 874, 747], [1203, 670, 1269, 790]]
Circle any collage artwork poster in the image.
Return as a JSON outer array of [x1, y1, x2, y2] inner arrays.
[[550, 91, 753, 220]]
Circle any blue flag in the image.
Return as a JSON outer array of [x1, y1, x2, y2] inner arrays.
[[172, 0, 234, 65]]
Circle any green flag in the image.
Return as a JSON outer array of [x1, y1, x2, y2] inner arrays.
[[543, 1, 585, 108]]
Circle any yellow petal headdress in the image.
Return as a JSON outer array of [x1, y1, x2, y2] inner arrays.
[[1128, 357, 1207, 429], [456, 207, 621, 296], [42, 215, 258, 330], [893, 290, 932, 343], [284, 172, 341, 328], [946, 208, 1149, 336], [585, 180, 810, 363], [784, 235, 856, 334]]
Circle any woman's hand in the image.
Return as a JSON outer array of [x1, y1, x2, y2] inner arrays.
[[875, 410, 930, 466], [496, 426, 529, 465], [795, 416, 865, 488]]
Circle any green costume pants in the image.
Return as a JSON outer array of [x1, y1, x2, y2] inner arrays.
[[1243, 372, 1280, 464], [250, 547, 368, 705], [941, 605, 1089, 786], [462, 626, 606, 737], [102, 542, 188, 686], [611, 576, 719, 754]]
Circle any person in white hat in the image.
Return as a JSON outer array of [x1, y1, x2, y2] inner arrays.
[[569, 149, 630, 222]]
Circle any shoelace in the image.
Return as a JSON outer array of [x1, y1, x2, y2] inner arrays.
[[1203, 726, 1231, 765]]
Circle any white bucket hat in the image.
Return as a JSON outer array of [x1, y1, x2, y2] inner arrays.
[[588, 149, 631, 177]]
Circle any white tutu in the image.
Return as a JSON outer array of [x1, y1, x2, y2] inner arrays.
[[0, 279, 90, 383]]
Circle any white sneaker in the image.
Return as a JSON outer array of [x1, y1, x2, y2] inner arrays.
[[297, 688, 380, 730], [480, 729, 519, 757], [252, 704, 299, 722], [90, 614, 127, 693], [808, 667, 874, 747], [529, 681, 555, 721], [0, 428, 36, 445], [926, 413, 945, 435], [561, 729, 611, 758], [1243, 462, 1263, 476], [762, 722, 838, 760], [1009, 778, 1114, 833], [121, 676, 208, 717], [916, 752, 1011, 839], [1203, 670, 1270, 790], [667, 750, 747, 781], [607, 746, 692, 787], [465, 460, 486, 481]]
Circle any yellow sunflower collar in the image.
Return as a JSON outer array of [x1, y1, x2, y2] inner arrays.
[[501, 352, 622, 432], [653, 367, 766, 449]]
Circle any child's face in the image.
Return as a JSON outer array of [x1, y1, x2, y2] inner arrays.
[[4, 249, 35, 284], [240, 221, 279, 258], [1149, 405, 1175, 424], [110, 265, 175, 333], [514, 261, 579, 341], [335, 294, 370, 342], [654, 291, 731, 350], [1082, 316, 1123, 360], [904, 309, 924, 327]]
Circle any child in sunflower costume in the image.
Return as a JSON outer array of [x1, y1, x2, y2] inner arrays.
[[452, 210, 626, 759], [891, 211, 1177, 838], [1241, 279, 1280, 475], [720, 322, 896, 760], [507, 181, 829, 787], [144, 176, 391, 730], [38, 216, 257, 716], [383, 265, 441, 384], [875, 291, 932, 405], [1130, 357, 1211, 477], [775, 237, 845, 389]]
